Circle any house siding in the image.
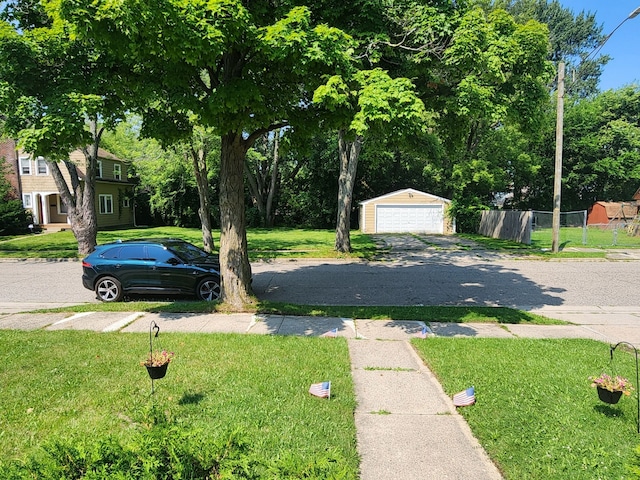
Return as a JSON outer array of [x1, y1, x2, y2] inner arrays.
[[19, 148, 135, 229]]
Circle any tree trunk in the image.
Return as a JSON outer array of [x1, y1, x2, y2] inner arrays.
[[49, 123, 101, 255], [190, 144, 215, 252], [220, 131, 254, 310], [335, 130, 363, 253], [265, 131, 280, 227]]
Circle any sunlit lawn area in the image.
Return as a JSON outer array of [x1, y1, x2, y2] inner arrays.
[[0, 330, 358, 477], [0, 226, 378, 259], [414, 337, 640, 479]]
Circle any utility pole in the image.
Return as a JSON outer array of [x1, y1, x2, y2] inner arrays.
[[551, 61, 564, 254]]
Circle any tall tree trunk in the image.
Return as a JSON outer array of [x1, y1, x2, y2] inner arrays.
[[335, 130, 362, 253], [190, 144, 214, 252], [220, 131, 254, 310], [50, 121, 101, 255], [265, 131, 280, 227]]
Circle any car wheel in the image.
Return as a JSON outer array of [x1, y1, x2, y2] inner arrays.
[[95, 276, 123, 302], [197, 276, 221, 301]]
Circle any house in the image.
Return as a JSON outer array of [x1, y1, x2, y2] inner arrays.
[[587, 201, 639, 227], [359, 188, 455, 234], [15, 146, 136, 230]]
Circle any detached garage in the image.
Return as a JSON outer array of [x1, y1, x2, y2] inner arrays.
[[359, 188, 455, 234]]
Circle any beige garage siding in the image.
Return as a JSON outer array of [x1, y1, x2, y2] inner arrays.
[[359, 188, 455, 234]]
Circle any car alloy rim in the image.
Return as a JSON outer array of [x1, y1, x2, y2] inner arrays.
[[97, 280, 118, 300], [200, 280, 220, 301]]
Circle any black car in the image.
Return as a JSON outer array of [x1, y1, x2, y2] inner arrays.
[[82, 238, 221, 302]]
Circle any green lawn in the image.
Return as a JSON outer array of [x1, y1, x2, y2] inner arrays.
[[414, 337, 640, 479], [0, 330, 358, 478], [531, 226, 640, 249], [0, 227, 379, 259]]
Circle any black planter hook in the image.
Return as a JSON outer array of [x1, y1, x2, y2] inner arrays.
[[610, 341, 640, 433], [148, 321, 160, 394]]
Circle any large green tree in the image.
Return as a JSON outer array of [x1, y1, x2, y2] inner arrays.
[[56, 0, 352, 309], [0, 7, 127, 253], [560, 86, 640, 209], [314, 69, 429, 252]]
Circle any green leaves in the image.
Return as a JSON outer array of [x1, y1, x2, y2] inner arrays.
[[314, 68, 427, 137]]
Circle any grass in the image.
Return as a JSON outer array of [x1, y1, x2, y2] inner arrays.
[[530, 227, 640, 250], [34, 301, 565, 325], [413, 337, 640, 479], [0, 227, 378, 260], [0, 330, 358, 477]]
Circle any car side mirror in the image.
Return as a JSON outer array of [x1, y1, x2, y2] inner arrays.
[[167, 257, 181, 266]]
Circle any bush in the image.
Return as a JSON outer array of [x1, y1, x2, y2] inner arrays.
[[0, 404, 352, 479], [0, 162, 29, 236]]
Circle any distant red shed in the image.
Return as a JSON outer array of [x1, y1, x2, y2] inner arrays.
[[587, 201, 639, 226]]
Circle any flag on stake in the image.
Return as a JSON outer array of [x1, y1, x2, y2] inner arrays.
[[453, 386, 475, 407], [415, 326, 433, 339], [321, 328, 338, 338], [309, 381, 331, 399]]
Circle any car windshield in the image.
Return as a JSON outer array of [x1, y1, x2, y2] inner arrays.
[[168, 241, 210, 262]]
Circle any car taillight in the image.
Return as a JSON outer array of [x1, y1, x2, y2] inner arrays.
[[82, 260, 92, 268]]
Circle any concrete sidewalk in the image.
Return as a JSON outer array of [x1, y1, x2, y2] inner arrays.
[[2, 306, 640, 479]]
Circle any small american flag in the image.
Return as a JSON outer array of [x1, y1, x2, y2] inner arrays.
[[309, 381, 331, 399], [415, 326, 433, 339], [453, 386, 475, 407], [321, 328, 338, 337]]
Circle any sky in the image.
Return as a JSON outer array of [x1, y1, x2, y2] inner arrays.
[[559, 1, 640, 91]]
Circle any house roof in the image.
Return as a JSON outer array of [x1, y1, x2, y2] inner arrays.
[[359, 188, 451, 205], [593, 201, 639, 219], [74, 147, 127, 162], [633, 187, 640, 201]]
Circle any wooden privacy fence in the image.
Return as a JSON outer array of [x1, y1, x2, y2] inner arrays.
[[479, 210, 532, 244]]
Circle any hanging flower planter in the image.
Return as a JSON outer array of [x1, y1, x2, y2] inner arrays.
[[146, 362, 169, 380], [597, 386, 623, 405], [590, 373, 633, 405], [142, 321, 174, 394]]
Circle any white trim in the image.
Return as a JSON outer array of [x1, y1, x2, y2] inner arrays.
[[35, 157, 49, 176], [99, 194, 113, 214], [57, 195, 68, 215], [22, 193, 33, 208], [97, 160, 103, 178], [19, 156, 31, 175], [113, 163, 122, 180], [359, 188, 451, 205]]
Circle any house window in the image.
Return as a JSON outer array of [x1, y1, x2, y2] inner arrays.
[[99, 194, 113, 214], [97, 160, 103, 178], [123, 198, 130, 208], [20, 157, 31, 175], [23, 193, 32, 208], [113, 164, 122, 180], [36, 157, 48, 175]]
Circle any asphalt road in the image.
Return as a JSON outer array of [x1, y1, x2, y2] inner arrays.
[[0, 239, 639, 309]]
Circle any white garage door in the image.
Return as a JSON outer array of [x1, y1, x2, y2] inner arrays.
[[376, 205, 444, 233]]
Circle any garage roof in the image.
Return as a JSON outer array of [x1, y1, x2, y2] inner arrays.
[[359, 188, 451, 205]]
